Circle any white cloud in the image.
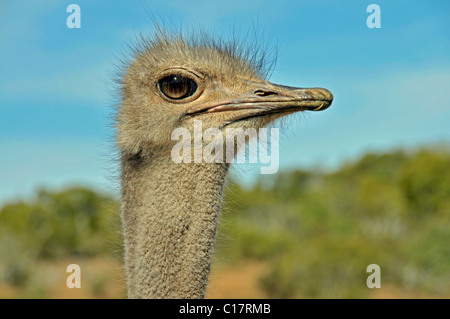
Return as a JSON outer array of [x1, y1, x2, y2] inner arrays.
[[269, 65, 450, 173], [355, 66, 450, 122]]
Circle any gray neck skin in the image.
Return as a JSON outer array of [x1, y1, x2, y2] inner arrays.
[[121, 153, 229, 298]]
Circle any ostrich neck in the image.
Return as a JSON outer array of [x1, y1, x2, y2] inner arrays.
[[121, 154, 229, 298]]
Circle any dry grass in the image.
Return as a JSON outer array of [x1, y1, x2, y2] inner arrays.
[[0, 257, 447, 299], [0, 258, 126, 299], [207, 260, 270, 299]]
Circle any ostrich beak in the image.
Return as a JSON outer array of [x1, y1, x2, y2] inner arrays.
[[186, 80, 333, 122]]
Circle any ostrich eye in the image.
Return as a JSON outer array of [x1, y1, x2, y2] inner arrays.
[[158, 75, 198, 100]]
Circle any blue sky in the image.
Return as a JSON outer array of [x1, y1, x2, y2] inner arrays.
[[1, 0, 449, 204]]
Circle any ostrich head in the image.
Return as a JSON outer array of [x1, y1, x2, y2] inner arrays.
[[117, 31, 333, 161]]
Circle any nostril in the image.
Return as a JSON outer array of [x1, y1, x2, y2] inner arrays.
[[254, 90, 279, 97]]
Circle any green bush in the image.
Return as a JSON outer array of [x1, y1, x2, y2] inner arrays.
[[0, 188, 122, 262], [217, 147, 450, 298]]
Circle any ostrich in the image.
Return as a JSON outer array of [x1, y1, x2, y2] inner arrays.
[[116, 30, 333, 299]]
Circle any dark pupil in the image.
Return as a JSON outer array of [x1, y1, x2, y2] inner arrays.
[[159, 75, 197, 100]]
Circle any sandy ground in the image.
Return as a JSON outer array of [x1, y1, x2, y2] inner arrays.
[[0, 258, 446, 299]]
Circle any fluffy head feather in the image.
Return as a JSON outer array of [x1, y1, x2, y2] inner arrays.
[[116, 28, 276, 159]]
